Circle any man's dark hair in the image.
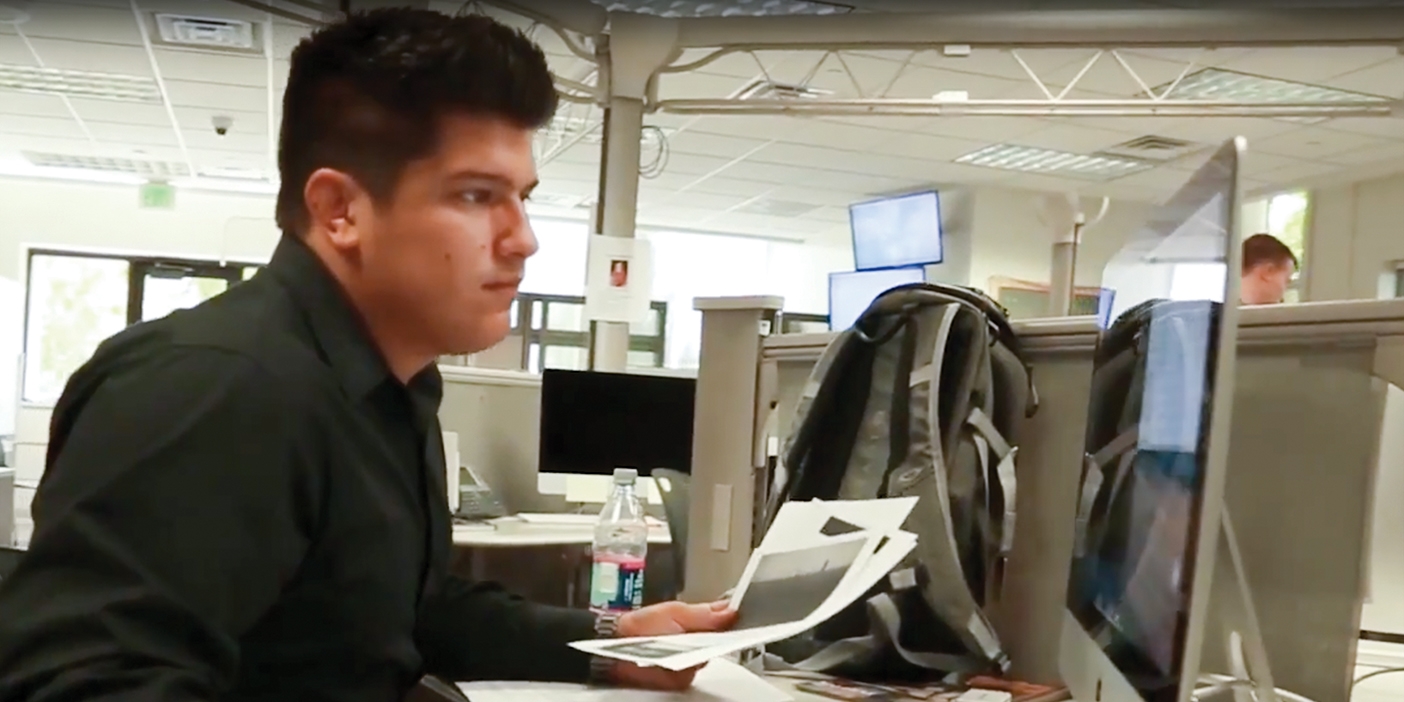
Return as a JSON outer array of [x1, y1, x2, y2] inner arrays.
[[275, 8, 558, 235], [1242, 233, 1298, 273]]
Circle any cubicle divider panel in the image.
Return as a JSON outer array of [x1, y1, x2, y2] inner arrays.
[[709, 300, 1404, 701], [682, 296, 782, 603], [1203, 340, 1384, 702], [437, 366, 567, 515]]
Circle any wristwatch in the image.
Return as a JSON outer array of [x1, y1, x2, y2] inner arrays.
[[588, 611, 622, 685]]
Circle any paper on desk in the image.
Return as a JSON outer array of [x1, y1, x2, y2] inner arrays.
[[457, 658, 791, 702], [570, 527, 918, 672]]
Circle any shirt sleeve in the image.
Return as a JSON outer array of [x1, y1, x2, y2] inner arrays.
[[0, 348, 324, 702], [415, 575, 599, 683]]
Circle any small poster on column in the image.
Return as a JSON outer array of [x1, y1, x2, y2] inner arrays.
[[584, 234, 652, 323]]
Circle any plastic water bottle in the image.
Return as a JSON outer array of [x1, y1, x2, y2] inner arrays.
[[590, 468, 648, 613]]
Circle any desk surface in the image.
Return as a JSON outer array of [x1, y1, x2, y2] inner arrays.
[[452, 517, 672, 547]]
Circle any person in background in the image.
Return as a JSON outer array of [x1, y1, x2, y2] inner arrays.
[[0, 9, 733, 702], [1240, 233, 1298, 305]]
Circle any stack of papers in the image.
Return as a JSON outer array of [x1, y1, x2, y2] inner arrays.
[[458, 659, 790, 702], [569, 497, 919, 672]]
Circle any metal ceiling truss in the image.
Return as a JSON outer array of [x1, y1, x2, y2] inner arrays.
[[650, 45, 1401, 118]]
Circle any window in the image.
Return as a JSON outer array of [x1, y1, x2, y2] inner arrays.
[[1266, 191, 1309, 303], [21, 250, 261, 405], [454, 292, 669, 373]]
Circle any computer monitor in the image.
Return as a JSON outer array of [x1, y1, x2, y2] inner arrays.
[[538, 369, 696, 478], [828, 267, 926, 331], [849, 190, 943, 271], [1061, 138, 1245, 702]]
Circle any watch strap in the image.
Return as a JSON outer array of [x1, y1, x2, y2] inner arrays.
[[588, 611, 623, 685]]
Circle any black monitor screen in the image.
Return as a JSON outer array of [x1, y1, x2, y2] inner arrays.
[[539, 370, 696, 476]]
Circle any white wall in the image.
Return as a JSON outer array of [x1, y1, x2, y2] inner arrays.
[[1305, 172, 1404, 301], [0, 177, 280, 280], [966, 187, 1156, 293]]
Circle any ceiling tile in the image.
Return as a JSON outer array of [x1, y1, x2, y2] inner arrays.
[[1251, 125, 1386, 162], [0, 113, 88, 140], [922, 116, 1045, 143], [660, 152, 740, 176], [1154, 117, 1301, 144], [655, 70, 750, 100], [69, 98, 168, 126], [163, 79, 265, 112], [154, 49, 268, 89], [0, 32, 32, 64], [1322, 141, 1404, 167], [867, 131, 988, 161], [22, 36, 150, 74], [86, 120, 179, 147], [15, 2, 143, 46], [538, 161, 598, 183], [666, 130, 772, 158], [1013, 121, 1135, 153], [181, 128, 266, 154], [1313, 117, 1404, 141], [695, 114, 892, 151], [1326, 57, 1404, 96], [1217, 47, 1400, 85], [0, 92, 71, 119]]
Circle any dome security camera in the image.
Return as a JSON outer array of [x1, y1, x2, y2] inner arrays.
[[212, 115, 233, 137]]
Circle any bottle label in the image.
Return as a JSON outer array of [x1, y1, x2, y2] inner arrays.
[[589, 554, 645, 612]]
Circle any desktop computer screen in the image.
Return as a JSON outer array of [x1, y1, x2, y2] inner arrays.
[[538, 369, 696, 477], [1061, 138, 1244, 702], [849, 190, 943, 271], [828, 267, 926, 331]]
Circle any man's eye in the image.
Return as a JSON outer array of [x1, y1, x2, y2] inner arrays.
[[461, 189, 494, 204]]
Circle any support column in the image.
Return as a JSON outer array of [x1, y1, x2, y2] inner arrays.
[[682, 296, 783, 602], [590, 97, 646, 371], [1048, 220, 1080, 317], [582, 10, 679, 371]]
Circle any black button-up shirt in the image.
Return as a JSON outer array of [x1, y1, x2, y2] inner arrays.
[[0, 235, 596, 702]]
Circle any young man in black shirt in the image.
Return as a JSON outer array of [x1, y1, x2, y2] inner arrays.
[[0, 9, 733, 701]]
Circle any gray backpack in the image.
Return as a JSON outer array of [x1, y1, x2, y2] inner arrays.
[[763, 283, 1037, 681]]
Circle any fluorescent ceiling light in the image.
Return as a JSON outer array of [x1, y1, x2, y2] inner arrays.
[[25, 151, 189, 178], [956, 143, 1153, 180], [0, 63, 161, 103], [1156, 67, 1389, 105]]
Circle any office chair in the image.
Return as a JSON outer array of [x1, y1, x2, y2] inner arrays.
[[653, 469, 690, 591]]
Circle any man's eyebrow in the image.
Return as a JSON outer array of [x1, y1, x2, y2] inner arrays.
[[448, 170, 539, 195]]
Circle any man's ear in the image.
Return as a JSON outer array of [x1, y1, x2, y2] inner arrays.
[[304, 168, 365, 251]]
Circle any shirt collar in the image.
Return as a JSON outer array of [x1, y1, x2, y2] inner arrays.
[[265, 235, 442, 409]]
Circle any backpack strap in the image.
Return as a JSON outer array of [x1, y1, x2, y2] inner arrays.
[[1074, 427, 1139, 557], [910, 304, 1005, 668], [968, 407, 1017, 558]]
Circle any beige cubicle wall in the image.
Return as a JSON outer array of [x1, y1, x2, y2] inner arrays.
[[689, 297, 1404, 702], [437, 365, 563, 515]]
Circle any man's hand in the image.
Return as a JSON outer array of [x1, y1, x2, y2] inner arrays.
[[609, 600, 737, 691]]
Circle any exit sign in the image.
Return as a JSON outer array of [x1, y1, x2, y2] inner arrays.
[[140, 181, 176, 209]]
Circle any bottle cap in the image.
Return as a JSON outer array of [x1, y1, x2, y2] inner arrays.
[[612, 468, 638, 485]]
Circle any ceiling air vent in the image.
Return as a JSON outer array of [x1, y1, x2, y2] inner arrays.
[[24, 151, 190, 178], [154, 14, 257, 52], [1097, 135, 1201, 163]]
